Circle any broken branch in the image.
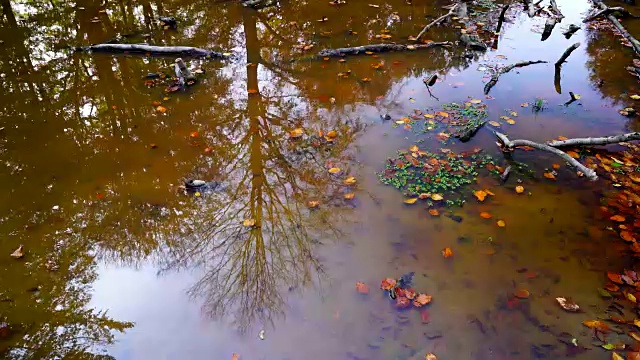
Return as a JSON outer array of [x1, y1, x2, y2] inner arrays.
[[414, 4, 460, 41], [555, 42, 580, 66], [562, 24, 581, 38], [547, 132, 640, 147], [316, 42, 451, 58], [495, 132, 598, 180], [541, 17, 558, 41], [583, 6, 636, 22], [549, 0, 564, 18], [589, 0, 640, 55], [76, 44, 229, 59], [484, 60, 548, 94]]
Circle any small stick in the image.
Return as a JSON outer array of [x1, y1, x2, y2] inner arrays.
[[555, 42, 580, 66], [496, 2, 511, 34], [562, 24, 580, 38], [414, 4, 459, 41], [484, 60, 548, 94], [500, 166, 512, 183], [549, 0, 564, 18]]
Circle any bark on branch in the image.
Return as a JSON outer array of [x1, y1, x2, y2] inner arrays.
[[484, 60, 548, 94], [316, 41, 451, 58], [555, 42, 580, 66], [549, 0, 564, 18], [583, 6, 636, 22], [547, 132, 640, 147], [494, 132, 599, 180], [76, 44, 229, 59], [414, 4, 459, 41], [589, 0, 640, 55]]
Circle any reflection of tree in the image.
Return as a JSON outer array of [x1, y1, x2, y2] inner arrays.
[[0, 0, 476, 354]]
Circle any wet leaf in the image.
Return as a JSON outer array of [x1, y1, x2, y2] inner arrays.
[[543, 172, 556, 180], [610, 215, 626, 222], [583, 320, 610, 331], [442, 247, 453, 258], [307, 200, 320, 209], [404, 288, 417, 299], [413, 293, 432, 307], [232, 354, 240, 360], [289, 128, 304, 138], [631, 94, 640, 100], [190, 131, 199, 138], [506, 118, 516, 125], [514, 289, 530, 299], [515, 185, 524, 194], [438, 112, 449, 118], [396, 296, 412, 309], [488, 121, 501, 127], [470, 98, 482, 104], [605, 283, 620, 292], [156, 105, 167, 113], [328, 167, 341, 174], [598, 288, 613, 298], [612, 352, 624, 360], [409, 145, 419, 152], [556, 297, 580, 312], [344, 176, 357, 185], [567, 151, 580, 159], [621, 231, 635, 242], [474, 190, 488, 202], [242, 219, 256, 227], [497, 220, 506, 227], [344, 193, 355, 200], [510, 111, 518, 117], [425, 353, 438, 360], [480, 212, 493, 219], [404, 198, 418, 204], [356, 282, 369, 294], [608, 272, 624, 284], [428, 209, 440, 216], [630, 292, 638, 303], [431, 194, 444, 201], [602, 343, 614, 350], [629, 352, 640, 360], [10, 245, 24, 259], [380, 278, 396, 290], [521, 103, 529, 107], [247, 89, 258, 94], [552, 163, 560, 169]]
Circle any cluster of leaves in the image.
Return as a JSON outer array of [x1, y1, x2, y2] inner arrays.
[[379, 273, 432, 310], [378, 145, 494, 206], [439, 101, 488, 136]]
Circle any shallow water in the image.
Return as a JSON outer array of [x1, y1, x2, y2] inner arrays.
[[1, 0, 640, 358]]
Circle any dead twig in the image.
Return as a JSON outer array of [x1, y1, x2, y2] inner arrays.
[[583, 6, 637, 22], [414, 4, 460, 41], [549, 0, 564, 18], [555, 42, 580, 66], [316, 42, 451, 58], [547, 132, 640, 147], [484, 60, 548, 94]]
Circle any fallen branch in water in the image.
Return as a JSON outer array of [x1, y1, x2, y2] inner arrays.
[[549, 0, 564, 18], [76, 44, 229, 59], [547, 132, 640, 147], [562, 24, 581, 38], [555, 42, 580, 66], [316, 41, 451, 58], [494, 132, 598, 180], [583, 6, 636, 22], [484, 60, 547, 94], [589, 0, 640, 55], [564, 91, 579, 106], [541, 17, 558, 41], [521, 0, 537, 17], [495, 2, 511, 34], [414, 4, 459, 41]]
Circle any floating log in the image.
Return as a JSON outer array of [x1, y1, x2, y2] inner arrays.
[[76, 44, 229, 59], [484, 60, 547, 94], [541, 17, 558, 41], [555, 42, 580, 66], [562, 24, 581, 38], [316, 41, 451, 58]]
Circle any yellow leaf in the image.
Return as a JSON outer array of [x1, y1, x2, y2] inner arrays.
[[506, 118, 516, 125], [194, 191, 201, 197], [635, 319, 640, 329], [431, 194, 444, 201], [156, 105, 167, 113], [474, 190, 488, 202], [612, 352, 624, 360], [515, 185, 524, 194], [441, 247, 453, 258], [438, 112, 449, 118], [574, 94, 581, 99], [289, 128, 304, 138], [242, 219, 256, 227], [425, 352, 438, 360], [395, 120, 405, 124], [409, 145, 419, 152], [510, 111, 518, 117], [497, 220, 506, 227], [566, 151, 580, 158], [326, 130, 338, 138], [488, 121, 501, 127], [404, 198, 418, 204], [328, 167, 341, 174], [344, 193, 355, 200], [521, 103, 529, 107], [423, 114, 435, 118], [631, 94, 640, 100], [344, 176, 356, 185], [628, 292, 637, 303], [307, 200, 320, 208], [470, 98, 482, 104]]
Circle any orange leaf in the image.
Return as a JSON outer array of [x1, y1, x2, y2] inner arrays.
[[567, 151, 580, 158], [247, 89, 258, 94], [552, 163, 560, 169], [497, 220, 506, 227], [515, 185, 524, 194], [514, 289, 530, 299], [380, 278, 396, 290], [438, 111, 449, 118], [543, 172, 556, 180], [344, 193, 355, 200], [484, 189, 495, 196], [474, 190, 487, 202], [431, 194, 444, 201], [621, 231, 636, 242], [156, 105, 167, 113], [428, 209, 440, 216], [583, 320, 609, 332], [307, 200, 320, 208], [190, 131, 199, 138], [232, 354, 240, 360], [413, 293, 432, 307], [355, 282, 369, 294], [480, 212, 493, 219], [608, 272, 624, 284], [442, 247, 453, 258], [610, 215, 626, 222]]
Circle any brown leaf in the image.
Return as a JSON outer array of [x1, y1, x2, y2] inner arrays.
[[480, 212, 492, 219], [610, 215, 626, 222], [428, 209, 440, 216], [621, 231, 635, 242], [380, 278, 396, 290], [583, 320, 609, 331], [442, 247, 453, 258], [413, 293, 432, 307], [355, 282, 369, 294], [344, 176, 357, 185], [543, 172, 556, 180], [156, 105, 167, 113], [608, 272, 624, 284], [514, 289, 530, 299]]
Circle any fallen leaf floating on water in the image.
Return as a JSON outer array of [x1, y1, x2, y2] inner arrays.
[[470, 98, 482, 104], [404, 288, 417, 299], [380, 278, 397, 290], [506, 118, 516, 125], [543, 172, 556, 180], [497, 220, 506, 227], [289, 128, 304, 138], [190, 131, 199, 138], [419, 193, 431, 199], [608, 272, 624, 284], [488, 121, 501, 127], [442, 247, 453, 258], [474, 190, 488, 202], [438, 112, 449, 118], [621, 231, 636, 242], [344, 176, 356, 185], [404, 198, 418, 205], [567, 151, 580, 159], [425, 353, 438, 360], [10, 245, 24, 259], [307, 200, 320, 209], [396, 296, 412, 309], [409, 145, 419, 152], [521, 102, 529, 107], [552, 163, 561, 169], [515, 185, 524, 194], [258, 330, 265, 340], [514, 289, 530, 299], [480, 212, 493, 219], [232, 354, 239, 360], [355, 282, 369, 294], [556, 297, 580, 312], [156, 105, 167, 113], [242, 219, 256, 227], [629, 292, 638, 303], [583, 319, 610, 332], [414, 294, 432, 307], [610, 215, 626, 222], [328, 167, 341, 174], [428, 209, 440, 216], [344, 193, 355, 200], [612, 352, 624, 360], [431, 194, 444, 201]]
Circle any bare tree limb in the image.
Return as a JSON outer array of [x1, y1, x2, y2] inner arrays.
[[589, 0, 640, 55], [484, 60, 548, 94], [77, 44, 229, 59], [583, 6, 636, 22], [494, 132, 598, 180], [549, 0, 564, 18], [414, 4, 459, 41], [316, 41, 451, 58], [547, 132, 640, 147], [555, 42, 580, 66]]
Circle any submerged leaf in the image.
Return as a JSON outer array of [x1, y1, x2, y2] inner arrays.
[[404, 198, 418, 204], [556, 297, 580, 312], [355, 282, 369, 294], [543, 172, 556, 180], [344, 193, 355, 200], [583, 320, 610, 331], [480, 212, 493, 219], [413, 293, 432, 307], [442, 247, 453, 258], [514, 289, 530, 299]]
